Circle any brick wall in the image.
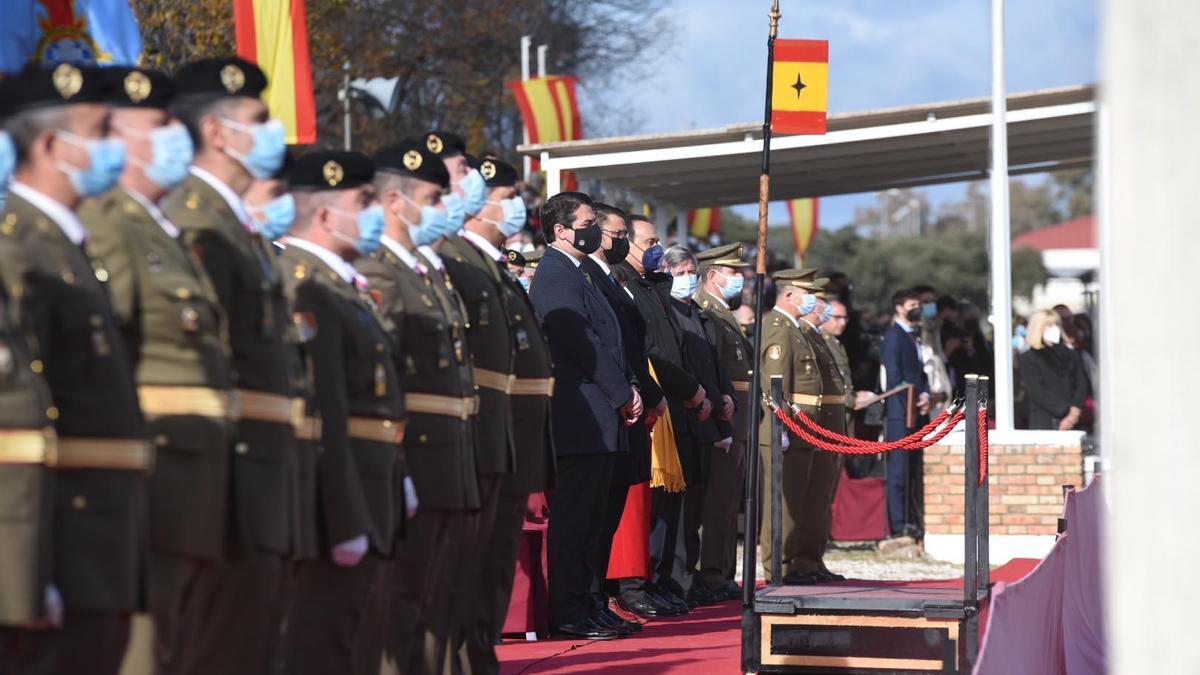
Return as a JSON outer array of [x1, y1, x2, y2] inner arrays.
[[924, 439, 1083, 536]]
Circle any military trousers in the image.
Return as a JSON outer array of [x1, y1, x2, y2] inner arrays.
[[149, 553, 286, 675], [448, 474, 502, 674], [798, 449, 842, 570], [699, 439, 746, 590], [389, 508, 469, 675], [282, 557, 390, 675], [758, 443, 816, 580], [0, 611, 130, 675], [464, 492, 528, 675]]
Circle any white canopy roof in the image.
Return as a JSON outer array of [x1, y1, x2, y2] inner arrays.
[[521, 85, 1095, 208]]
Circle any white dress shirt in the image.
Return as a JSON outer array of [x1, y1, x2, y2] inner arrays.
[[380, 235, 426, 274], [190, 167, 250, 229], [459, 229, 505, 262], [9, 182, 86, 244], [124, 188, 179, 238], [282, 237, 357, 284]]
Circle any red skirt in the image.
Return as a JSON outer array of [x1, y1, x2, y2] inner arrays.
[[606, 481, 652, 580]]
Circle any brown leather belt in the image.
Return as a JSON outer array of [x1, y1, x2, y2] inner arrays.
[[732, 380, 751, 392], [55, 437, 154, 471], [348, 417, 405, 444], [791, 393, 846, 407], [237, 390, 295, 425], [0, 428, 57, 464], [405, 393, 478, 420], [474, 368, 515, 394], [139, 385, 237, 420], [510, 377, 555, 396]]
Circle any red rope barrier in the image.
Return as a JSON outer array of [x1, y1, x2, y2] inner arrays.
[[790, 404, 960, 452], [978, 408, 989, 486], [772, 405, 964, 456]]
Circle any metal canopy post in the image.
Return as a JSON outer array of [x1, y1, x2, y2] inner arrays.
[[989, 0, 1015, 430], [963, 375, 980, 609]]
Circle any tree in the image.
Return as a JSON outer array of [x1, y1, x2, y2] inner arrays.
[[133, 0, 673, 159], [1049, 168, 1094, 220]]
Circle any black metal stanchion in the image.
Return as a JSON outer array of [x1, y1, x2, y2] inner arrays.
[[977, 376, 991, 598], [964, 375, 980, 610]]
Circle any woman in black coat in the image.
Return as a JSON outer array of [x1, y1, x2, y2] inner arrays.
[[1018, 310, 1087, 430]]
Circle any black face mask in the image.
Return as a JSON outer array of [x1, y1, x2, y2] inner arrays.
[[905, 307, 922, 323], [603, 237, 630, 265], [569, 224, 602, 255]]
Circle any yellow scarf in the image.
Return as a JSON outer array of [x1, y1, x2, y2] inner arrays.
[[648, 361, 686, 493]]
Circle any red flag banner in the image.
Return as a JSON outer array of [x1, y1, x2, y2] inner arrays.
[[234, 0, 317, 144], [507, 75, 583, 190], [771, 39, 829, 135], [687, 208, 721, 238]]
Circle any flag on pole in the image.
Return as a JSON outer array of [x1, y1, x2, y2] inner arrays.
[[787, 198, 819, 259], [1, 0, 143, 73], [687, 208, 721, 238], [507, 75, 583, 190], [770, 39, 828, 135], [234, 0, 317, 144]]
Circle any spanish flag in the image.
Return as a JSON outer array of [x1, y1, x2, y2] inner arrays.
[[507, 75, 582, 145], [234, 0, 317, 144], [687, 208, 721, 238], [787, 198, 819, 259], [771, 39, 828, 135]]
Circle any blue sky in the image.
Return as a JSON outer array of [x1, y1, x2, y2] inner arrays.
[[612, 0, 1097, 228]]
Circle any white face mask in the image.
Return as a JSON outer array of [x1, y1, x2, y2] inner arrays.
[[1042, 325, 1061, 346]]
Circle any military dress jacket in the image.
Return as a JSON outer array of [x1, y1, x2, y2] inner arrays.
[[0, 275, 57, 625], [799, 321, 847, 435], [82, 188, 235, 560], [758, 309, 821, 451], [696, 288, 754, 445], [355, 243, 481, 511], [440, 234, 516, 476], [163, 174, 295, 557], [0, 192, 147, 615], [281, 245, 405, 556]]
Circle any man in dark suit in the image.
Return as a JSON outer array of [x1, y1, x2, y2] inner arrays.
[[529, 191, 641, 640], [881, 288, 931, 539], [581, 204, 662, 631]]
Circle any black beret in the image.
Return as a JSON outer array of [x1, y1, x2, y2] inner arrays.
[[479, 157, 519, 188], [0, 63, 114, 116], [424, 130, 465, 157], [173, 57, 268, 101], [103, 67, 176, 109], [504, 249, 526, 266], [286, 151, 374, 191], [464, 153, 480, 170], [372, 137, 450, 189]]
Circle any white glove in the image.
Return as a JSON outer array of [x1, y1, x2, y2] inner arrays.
[[331, 534, 368, 567], [780, 431, 790, 451], [715, 437, 733, 453], [403, 475, 420, 519], [44, 584, 63, 627]]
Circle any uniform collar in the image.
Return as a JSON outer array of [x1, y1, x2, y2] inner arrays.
[[417, 245, 444, 271], [10, 182, 86, 244], [189, 166, 250, 230], [282, 236, 357, 284], [699, 287, 729, 309], [772, 306, 800, 329], [380, 235, 426, 274], [123, 187, 179, 238], [459, 228, 504, 262]]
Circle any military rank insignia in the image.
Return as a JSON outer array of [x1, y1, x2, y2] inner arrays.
[[374, 363, 387, 397], [292, 311, 317, 342], [768, 344, 782, 360]]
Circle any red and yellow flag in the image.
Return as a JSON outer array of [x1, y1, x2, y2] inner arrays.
[[787, 198, 819, 258], [687, 208, 721, 238], [234, 0, 317, 145], [771, 39, 828, 135], [507, 76, 582, 145]]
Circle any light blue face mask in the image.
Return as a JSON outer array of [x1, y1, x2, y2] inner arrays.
[[669, 272, 698, 300], [718, 270, 744, 300], [797, 293, 818, 316], [330, 204, 385, 255], [250, 193, 295, 241], [55, 130, 126, 198], [821, 301, 834, 324], [220, 118, 287, 180], [121, 122, 194, 189], [459, 169, 487, 215], [922, 302, 937, 319], [518, 276, 531, 293], [404, 200, 449, 248], [443, 193, 467, 231], [0, 131, 14, 212], [484, 196, 527, 237]]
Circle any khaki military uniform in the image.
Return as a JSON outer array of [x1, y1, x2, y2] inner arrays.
[[161, 173, 296, 673], [356, 239, 480, 675], [798, 322, 847, 570], [278, 244, 406, 675], [695, 288, 753, 592], [0, 192, 149, 675]]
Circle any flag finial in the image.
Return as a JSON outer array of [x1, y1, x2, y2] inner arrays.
[[769, 0, 781, 39]]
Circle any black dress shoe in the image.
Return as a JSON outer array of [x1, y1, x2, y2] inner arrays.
[[721, 580, 743, 598], [551, 618, 619, 640], [602, 607, 642, 632], [592, 611, 633, 636], [654, 589, 691, 615], [817, 568, 846, 582], [782, 570, 822, 586], [686, 584, 722, 607], [646, 590, 688, 616], [622, 597, 662, 619]]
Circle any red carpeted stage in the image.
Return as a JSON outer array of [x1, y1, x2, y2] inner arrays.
[[497, 559, 1038, 674]]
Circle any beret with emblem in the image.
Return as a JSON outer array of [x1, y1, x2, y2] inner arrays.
[[479, 157, 518, 188], [173, 56, 268, 101], [423, 130, 466, 157], [505, 249, 526, 267], [373, 137, 449, 189], [772, 268, 820, 289], [521, 248, 544, 268], [102, 66, 176, 109], [286, 150, 374, 191], [696, 242, 749, 268], [0, 63, 114, 115]]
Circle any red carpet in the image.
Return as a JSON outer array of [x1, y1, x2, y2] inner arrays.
[[497, 559, 1039, 674]]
